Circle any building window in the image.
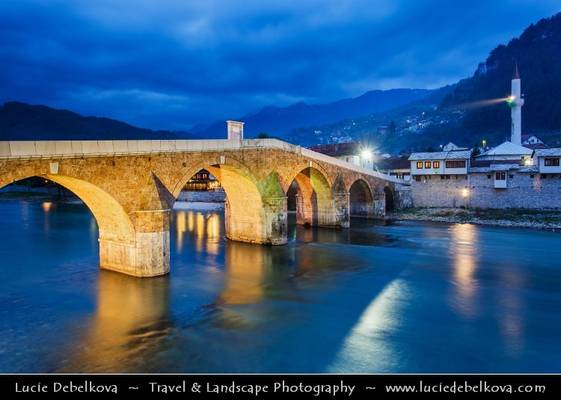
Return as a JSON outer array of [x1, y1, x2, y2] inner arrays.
[[433, 161, 440, 168], [495, 172, 506, 181], [530, 174, 534, 179], [545, 157, 560, 167], [509, 174, 514, 179], [445, 160, 466, 169], [424, 161, 431, 169], [416, 161, 423, 169], [487, 175, 491, 179], [440, 175, 445, 180], [414, 176, 421, 182]]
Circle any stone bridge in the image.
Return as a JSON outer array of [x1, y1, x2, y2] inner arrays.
[[0, 139, 402, 277]]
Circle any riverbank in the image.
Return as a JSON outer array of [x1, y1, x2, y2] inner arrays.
[[390, 207, 561, 230]]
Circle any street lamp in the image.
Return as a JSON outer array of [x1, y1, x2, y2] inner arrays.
[[360, 149, 373, 161]]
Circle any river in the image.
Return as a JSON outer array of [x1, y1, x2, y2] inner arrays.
[[1, 195, 561, 372]]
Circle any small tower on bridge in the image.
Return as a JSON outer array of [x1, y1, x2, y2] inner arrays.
[[227, 120, 244, 141]]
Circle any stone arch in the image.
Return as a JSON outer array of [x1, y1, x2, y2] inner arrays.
[[284, 161, 332, 194], [172, 160, 286, 245], [384, 185, 395, 212], [0, 173, 168, 276], [170, 156, 259, 199], [287, 166, 344, 227], [349, 178, 375, 217], [0, 174, 135, 244]]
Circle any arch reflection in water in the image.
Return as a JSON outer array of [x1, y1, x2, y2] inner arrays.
[[61, 271, 172, 372], [175, 210, 222, 255], [218, 242, 271, 305]]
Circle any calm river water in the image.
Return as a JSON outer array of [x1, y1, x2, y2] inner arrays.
[[1, 195, 561, 372]]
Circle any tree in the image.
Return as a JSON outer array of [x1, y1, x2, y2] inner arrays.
[[472, 143, 481, 157]]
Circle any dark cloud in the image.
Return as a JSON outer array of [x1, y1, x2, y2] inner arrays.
[[0, 0, 559, 130]]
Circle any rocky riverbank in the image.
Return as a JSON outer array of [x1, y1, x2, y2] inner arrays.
[[389, 207, 561, 231]]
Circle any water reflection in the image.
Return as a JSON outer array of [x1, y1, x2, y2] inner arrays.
[[3, 197, 561, 372], [219, 243, 269, 305], [497, 266, 526, 356], [175, 210, 222, 255], [449, 224, 479, 318], [60, 271, 172, 372], [42, 201, 53, 213]]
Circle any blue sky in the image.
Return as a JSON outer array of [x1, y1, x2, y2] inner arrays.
[[1, 0, 560, 130]]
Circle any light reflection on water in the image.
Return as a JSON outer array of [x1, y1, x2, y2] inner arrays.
[[1, 197, 561, 372]]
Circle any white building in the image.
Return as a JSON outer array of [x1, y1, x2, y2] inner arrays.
[[477, 141, 533, 162], [409, 150, 472, 178], [522, 135, 545, 147], [442, 142, 467, 151], [533, 148, 561, 174]]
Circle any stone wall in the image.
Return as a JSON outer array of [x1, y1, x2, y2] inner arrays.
[[394, 183, 413, 209], [411, 172, 561, 209], [411, 175, 470, 208], [468, 172, 561, 209], [177, 190, 226, 203]]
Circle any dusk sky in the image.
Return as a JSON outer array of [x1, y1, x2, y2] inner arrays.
[[1, 0, 560, 131]]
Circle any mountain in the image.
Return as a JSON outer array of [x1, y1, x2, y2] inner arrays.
[[290, 12, 561, 152], [192, 88, 435, 139], [0, 101, 187, 140], [441, 12, 561, 144], [287, 84, 456, 148]]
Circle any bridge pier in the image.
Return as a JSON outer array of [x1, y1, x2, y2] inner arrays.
[[225, 196, 288, 245], [332, 192, 350, 228], [99, 209, 171, 277], [315, 192, 350, 228], [295, 192, 350, 228]]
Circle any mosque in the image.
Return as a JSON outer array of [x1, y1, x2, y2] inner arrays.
[[408, 65, 561, 209]]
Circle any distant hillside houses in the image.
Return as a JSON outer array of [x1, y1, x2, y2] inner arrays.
[[309, 142, 376, 170]]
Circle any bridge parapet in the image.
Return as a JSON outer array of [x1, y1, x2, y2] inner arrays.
[[0, 139, 403, 184]]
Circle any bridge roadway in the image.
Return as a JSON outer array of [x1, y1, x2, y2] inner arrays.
[[0, 139, 403, 277]]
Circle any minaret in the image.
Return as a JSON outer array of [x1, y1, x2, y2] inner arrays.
[[509, 63, 524, 145]]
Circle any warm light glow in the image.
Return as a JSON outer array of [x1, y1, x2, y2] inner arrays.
[[461, 188, 469, 198], [524, 158, 533, 166], [176, 211, 187, 251], [42, 201, 53, 212], [450, 224, 478, 318]]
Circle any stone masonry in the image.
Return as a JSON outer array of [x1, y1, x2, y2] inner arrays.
[[0, 139, 399, 277], [411, 172, 561, 209]]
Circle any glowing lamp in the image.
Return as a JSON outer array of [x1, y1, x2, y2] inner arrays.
[[461, 188, 469, 198], [506, 95, 516, 107], [360, 149, 373, 161]]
